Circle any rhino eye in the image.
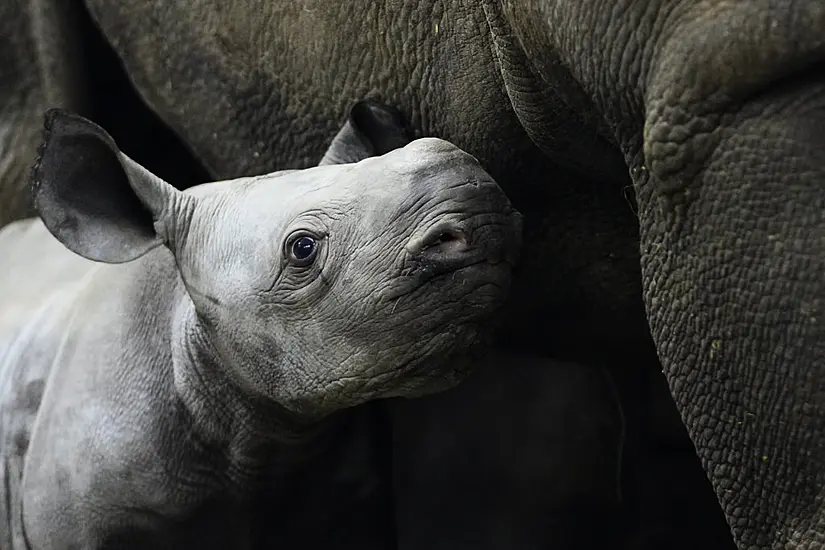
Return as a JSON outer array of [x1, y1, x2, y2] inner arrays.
[[287, 234, 319, 265]]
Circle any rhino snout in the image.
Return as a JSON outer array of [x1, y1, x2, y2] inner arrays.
[[405, 210, 521, 273]]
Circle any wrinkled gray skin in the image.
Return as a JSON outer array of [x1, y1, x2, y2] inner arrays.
[[0, 104, 521, 549], [2, 1, 825, 548]]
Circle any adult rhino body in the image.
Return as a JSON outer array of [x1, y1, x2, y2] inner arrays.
[[2, 1, 824, 548], [0, 105, 521, 549]]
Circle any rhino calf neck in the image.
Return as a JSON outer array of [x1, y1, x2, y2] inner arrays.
[[0, 106, 522, 548]]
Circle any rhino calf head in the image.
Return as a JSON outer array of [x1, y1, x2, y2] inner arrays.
[[32, 107, 523, 418]]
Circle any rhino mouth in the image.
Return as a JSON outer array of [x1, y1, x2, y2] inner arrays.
[[382, 258, 511, 302], [358, 320, 490, 398]]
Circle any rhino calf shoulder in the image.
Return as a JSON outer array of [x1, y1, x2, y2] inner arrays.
[[0, 103, 522, 549]]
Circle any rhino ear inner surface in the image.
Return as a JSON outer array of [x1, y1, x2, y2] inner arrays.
[[33, 109, 179, 264], [349, 99, 411, 154], [318, 99, 412, 165]]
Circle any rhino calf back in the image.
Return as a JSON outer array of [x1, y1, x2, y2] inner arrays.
[[0, 218, 101, 548]]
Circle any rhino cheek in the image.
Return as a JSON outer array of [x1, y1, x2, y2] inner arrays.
[[270, 295, 483, 414]]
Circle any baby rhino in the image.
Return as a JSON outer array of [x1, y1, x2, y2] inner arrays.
[[0, 102, 522, 549]]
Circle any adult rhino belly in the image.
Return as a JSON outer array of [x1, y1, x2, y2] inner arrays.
[[0, 218, 96, 548], [85, 1, 537, 179]]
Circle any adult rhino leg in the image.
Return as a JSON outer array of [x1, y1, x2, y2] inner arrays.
[[637, 75, 825, 549], [503, 0, 825, 547], [640, 8, 825, 549], [0, 0, 210, 229]]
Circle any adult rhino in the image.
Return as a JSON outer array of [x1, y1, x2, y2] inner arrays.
[[0, 103, 522, 548], [2, 1, 824, 549]]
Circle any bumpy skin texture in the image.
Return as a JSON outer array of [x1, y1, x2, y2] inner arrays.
[[507, 3, 825, 548], [2, 0, 824, 548], [0, 107, 521, 549]]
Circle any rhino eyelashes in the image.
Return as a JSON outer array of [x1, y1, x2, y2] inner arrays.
[[419, 230, 466, 252]]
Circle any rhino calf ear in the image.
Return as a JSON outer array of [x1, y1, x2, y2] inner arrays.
[[319, 99, 412, 165], [32, 109, 181, 264], [349, 100, 412, 154]]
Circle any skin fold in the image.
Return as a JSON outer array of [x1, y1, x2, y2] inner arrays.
[[1, 0, 823, 548], [0, 104, 522, 548]]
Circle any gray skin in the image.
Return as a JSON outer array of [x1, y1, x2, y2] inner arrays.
[[2, 1, 825, 549], [0, 105, 521, 549]]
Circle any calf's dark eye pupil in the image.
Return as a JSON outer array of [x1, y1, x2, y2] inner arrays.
[[292, 236, 316, 260]]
